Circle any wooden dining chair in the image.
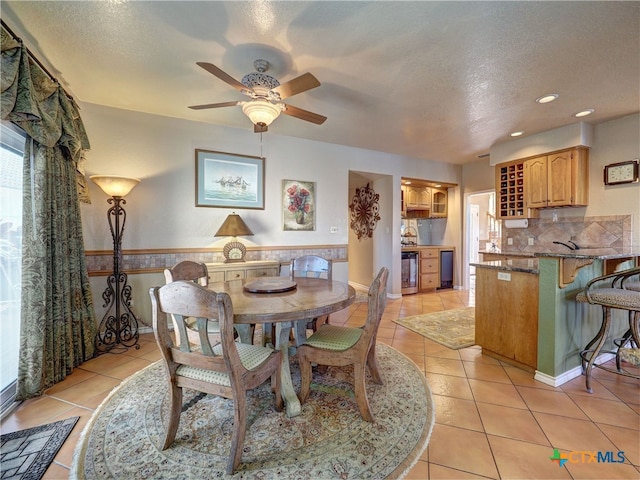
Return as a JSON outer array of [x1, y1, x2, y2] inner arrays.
[[290, 255, 333, 332], [297, 266, 389, 422], [164, 261, 220, 347], [262, 255, 333, 347], [149, 280, 283, 475]]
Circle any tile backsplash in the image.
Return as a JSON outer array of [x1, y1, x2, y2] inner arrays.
[[500, 215, 632, 253]]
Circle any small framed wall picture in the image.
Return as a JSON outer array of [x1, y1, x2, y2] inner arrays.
[[282, 179, 316, 231], [603, 159, 639, 185]]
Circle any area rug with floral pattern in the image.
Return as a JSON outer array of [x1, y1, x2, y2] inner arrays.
[[71, 344, 433, 479], [393, 307, 476, 349]]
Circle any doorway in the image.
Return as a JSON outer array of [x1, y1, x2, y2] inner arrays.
[[464, 190, 498, 290]]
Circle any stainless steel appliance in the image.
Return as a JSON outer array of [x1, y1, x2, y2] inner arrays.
[[439, 250, 454, 289], [401, 251, 419, 295]]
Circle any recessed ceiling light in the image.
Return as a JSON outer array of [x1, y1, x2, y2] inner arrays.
[[510, 131, 524, 137], [574, 108, 595, 118], [536, 93, 559, 104]]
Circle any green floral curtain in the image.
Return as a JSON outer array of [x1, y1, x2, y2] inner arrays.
[[1, 27, 97, 400]]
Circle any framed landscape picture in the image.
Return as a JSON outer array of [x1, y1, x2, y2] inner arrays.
[[283, 179, 316, 231], [195, 149, 265, 209]]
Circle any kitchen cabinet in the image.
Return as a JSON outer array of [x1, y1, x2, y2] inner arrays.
[[496, 159, 539, 219], [525, 147, 589, 208], [405, 186, 431, 208], [431, 188, 447, 217], [475, 267, 538, 370], [205, 260, 280, 282], [419, 248, 439, 291]]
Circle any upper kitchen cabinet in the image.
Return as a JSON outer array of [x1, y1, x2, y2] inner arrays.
[[496, 159, 539, 219], [431, 188, 447, 218], [525, 147, 589, 208], [401, 178, 457, 219], [405, 185, 431, 208]]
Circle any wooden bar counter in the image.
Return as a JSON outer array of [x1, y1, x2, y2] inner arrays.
[[474, 259, 539, 371]]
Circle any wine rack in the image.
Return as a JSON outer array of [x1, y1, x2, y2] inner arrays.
[[497, 160, 534, 219]]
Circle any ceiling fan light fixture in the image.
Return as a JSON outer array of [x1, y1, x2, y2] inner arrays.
[[241, 99, 284, 126]]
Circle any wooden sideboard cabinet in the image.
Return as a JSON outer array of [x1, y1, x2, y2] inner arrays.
[[205, 261, 280, 283], [525, 147, 589, 208]]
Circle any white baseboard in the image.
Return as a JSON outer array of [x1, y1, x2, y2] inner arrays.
[[534, 353, 616, 387]]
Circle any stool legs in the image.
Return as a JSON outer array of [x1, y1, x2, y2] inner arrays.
[[581, 306, 612, 393], [580, 307, 640, 393]]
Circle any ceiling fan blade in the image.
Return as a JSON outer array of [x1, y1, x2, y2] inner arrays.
[[188, 101, 240, 110], [270, 73, 320, 100], [254, 123, 268, 133], [196, 62, 250, 94], [282, 104, 327, 125]]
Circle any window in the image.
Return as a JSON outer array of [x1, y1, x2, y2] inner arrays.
[[1, 122, 24, 414]]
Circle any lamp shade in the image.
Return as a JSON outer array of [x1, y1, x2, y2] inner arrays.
[[90, 175, 141, 197], [241, 100, 284, 127], [215, 213, 254, 237]]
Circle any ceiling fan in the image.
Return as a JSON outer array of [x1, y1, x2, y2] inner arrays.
[[189, 59, 327, 133]]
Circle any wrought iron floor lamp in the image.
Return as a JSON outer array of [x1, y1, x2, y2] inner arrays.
[[90, 175, 142, 354]]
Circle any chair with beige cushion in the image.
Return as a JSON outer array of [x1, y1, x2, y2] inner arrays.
[[164, 261, 219, 346], [297, 266, 389, 422], [149, 280, 282, 474], [164, 260, 248, 345], [575, 266, 640, 393], [290, 255, 333, 332], [262, 255, 333, 346]]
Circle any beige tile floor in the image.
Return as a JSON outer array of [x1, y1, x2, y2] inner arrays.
[[2, 288, 639, 479]]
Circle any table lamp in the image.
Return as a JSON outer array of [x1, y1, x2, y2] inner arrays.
[[215, 212, 253, 263]]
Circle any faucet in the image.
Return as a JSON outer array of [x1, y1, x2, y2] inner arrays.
[[568, 240, 580, 250], [553, 241, 575, 251]]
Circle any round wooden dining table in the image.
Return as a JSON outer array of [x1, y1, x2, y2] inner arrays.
[[207, 276, 356, 417]]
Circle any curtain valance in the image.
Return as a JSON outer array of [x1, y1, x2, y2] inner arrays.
[[1, 26, 90, 158]]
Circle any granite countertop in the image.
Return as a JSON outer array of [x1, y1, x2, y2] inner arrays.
[[479, 248, 640, 260], [471, 258, 539, 274], [534, 248, 640, 260], [479, 249, 535, 257], [401, 245, 455, 251], [473, 247, 639, 274]]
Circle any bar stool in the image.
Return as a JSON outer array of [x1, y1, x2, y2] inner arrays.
[[575, 267, 640, 393], [612, 272, 640, 369]]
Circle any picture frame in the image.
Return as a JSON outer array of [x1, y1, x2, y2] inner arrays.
[[283, 179, 316, 231], [195, 149, 265, 209]]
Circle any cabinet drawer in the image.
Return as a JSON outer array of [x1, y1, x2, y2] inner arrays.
[[225, 270, 246, 280], [246, 267, 279, 278], [420, 249, 438, 259], [208, 271, 226, 283], [420, 259, 438, 273], [420, 273, 438, 290]]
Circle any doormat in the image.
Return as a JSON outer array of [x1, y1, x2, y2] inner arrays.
[[1, 416, 79, 480], [393, 307, 476, 349]]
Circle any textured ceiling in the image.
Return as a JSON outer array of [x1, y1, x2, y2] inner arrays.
[[2, 1, 639, 164]]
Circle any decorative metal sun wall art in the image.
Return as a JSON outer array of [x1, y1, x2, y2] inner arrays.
[[349, 182, 381, 240]]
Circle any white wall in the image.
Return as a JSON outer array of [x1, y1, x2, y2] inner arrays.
[[79, 102, 463, 305]]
